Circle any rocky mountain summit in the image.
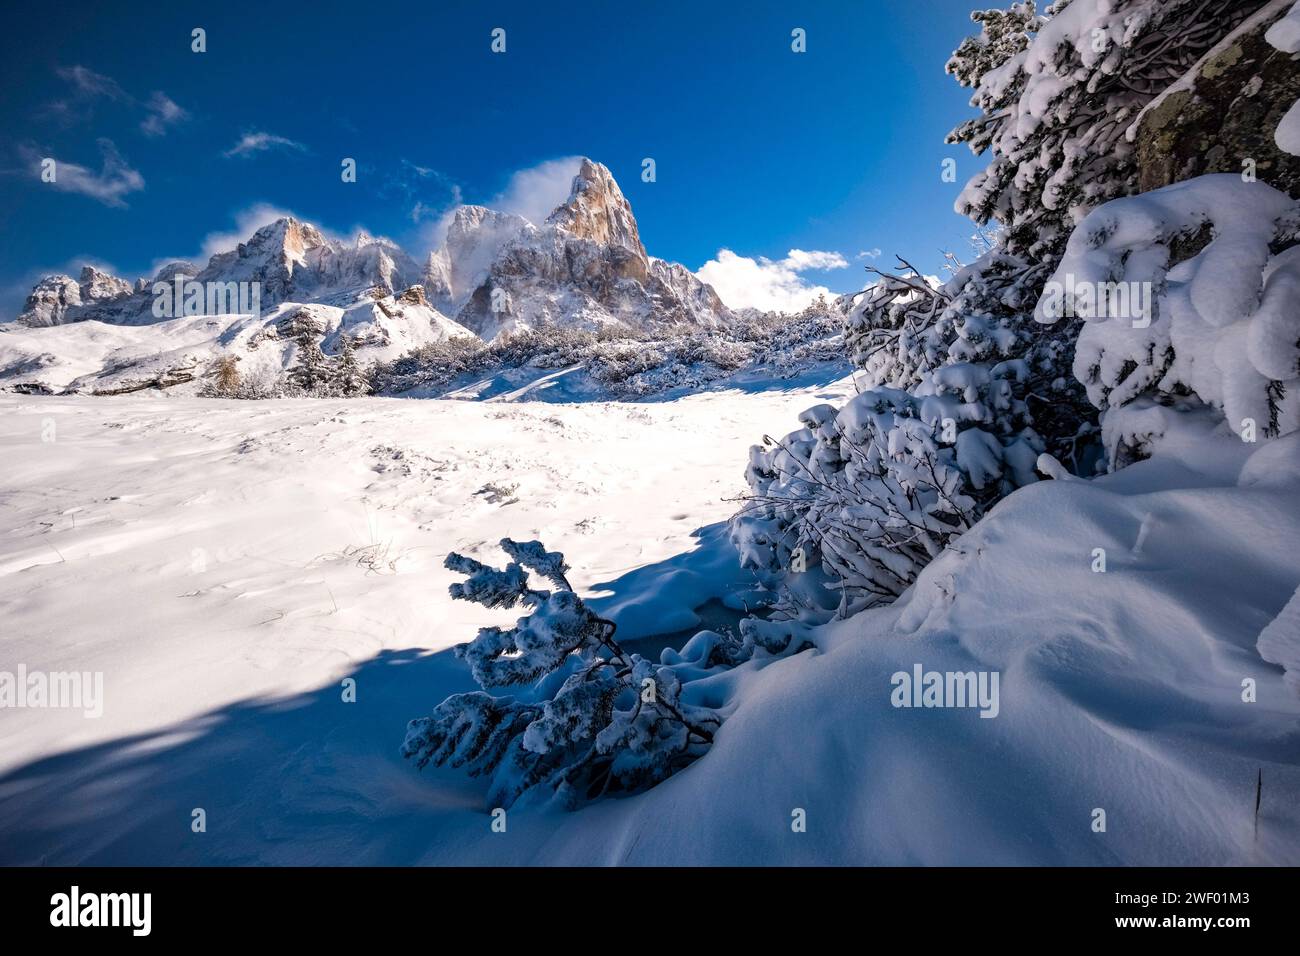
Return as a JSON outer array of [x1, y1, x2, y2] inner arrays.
[[453, 159, 732, 339], [18, 267, 137, 327]]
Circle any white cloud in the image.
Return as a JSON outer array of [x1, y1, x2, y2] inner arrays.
[[56, 65, 127, 101], [695, 248, 848, 313], [410, 185, 462, 225], [140, 92, 188, 137], [783, 249, 850, 271], [485, 156, 584, 227], [410, 195, 460, 224], [418, 156, 583, 253], [27, 138, 144, 208], [223, 131, 307, 159], [373, 159, 463, 227], [40, 66, 189, 140], [856, 248, 882, 260], [149, 204, 381, 276], [44, 65, 128, 122]]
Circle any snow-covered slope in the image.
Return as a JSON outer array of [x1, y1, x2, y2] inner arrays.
[[0, 385, 1295, 865], [0, 287, 474, 395]]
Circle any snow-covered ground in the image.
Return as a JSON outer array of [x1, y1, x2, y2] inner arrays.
[[1, 381, 1298, 865], [0, 378, 846, 863]]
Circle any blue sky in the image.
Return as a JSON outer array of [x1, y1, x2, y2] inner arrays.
[[1, 0, 993, 317]]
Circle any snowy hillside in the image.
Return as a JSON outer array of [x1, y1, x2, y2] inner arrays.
[[0, 288, 475, 396]]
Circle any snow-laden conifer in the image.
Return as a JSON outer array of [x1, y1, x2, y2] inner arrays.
[[403, 539, 731, 807]]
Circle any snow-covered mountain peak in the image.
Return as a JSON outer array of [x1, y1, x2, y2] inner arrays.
[[546, 158, 645, 258], [209, 216, 328, 274], [78, 266, 133, 302], [152, 260, 199, 282], [437, 205, 532, 310]]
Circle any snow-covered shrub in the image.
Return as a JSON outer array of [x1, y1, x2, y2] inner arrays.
[[756, 249, 1088, 619], [369, 335, 491, 394], [491, 324, 602, 369], [845, 251, 1094, 465], [197, 356, 291, 399], [748, 302, 847, 372], [372, 304, 847, 398], [734, 361, 1044, 617], [1034, 174, 1300, 463], [199, 355, 241, 398], [402, 539, 734, 808]]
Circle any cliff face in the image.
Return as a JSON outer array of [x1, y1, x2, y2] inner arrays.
[[545, 158, 646, 257], [1132, 0, 1300, 198]]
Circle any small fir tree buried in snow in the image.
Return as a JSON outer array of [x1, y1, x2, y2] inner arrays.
[[403, 539, 749, 809]]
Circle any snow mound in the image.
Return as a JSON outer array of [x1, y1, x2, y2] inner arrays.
[[450, 430, 1300, 865], [1258, 585, 1300, 694], [1268, 2, 1300, 155]]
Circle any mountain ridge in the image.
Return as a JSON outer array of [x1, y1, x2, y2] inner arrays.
[[13, 158, 733, 339]]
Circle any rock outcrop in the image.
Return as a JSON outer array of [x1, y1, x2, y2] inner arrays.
[[451, 158, 732, 338], [1130, 0, 1300, 198]]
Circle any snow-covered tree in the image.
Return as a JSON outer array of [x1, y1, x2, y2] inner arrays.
[[734, 361, 1044, 616], [288, 334, 333, 394], [403, 539, 733, 808], [948, 0, 1268, 258], [333, 334, 370, 397], [739, 0, 1267, 617], [1035, 174, 1300, 464]]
